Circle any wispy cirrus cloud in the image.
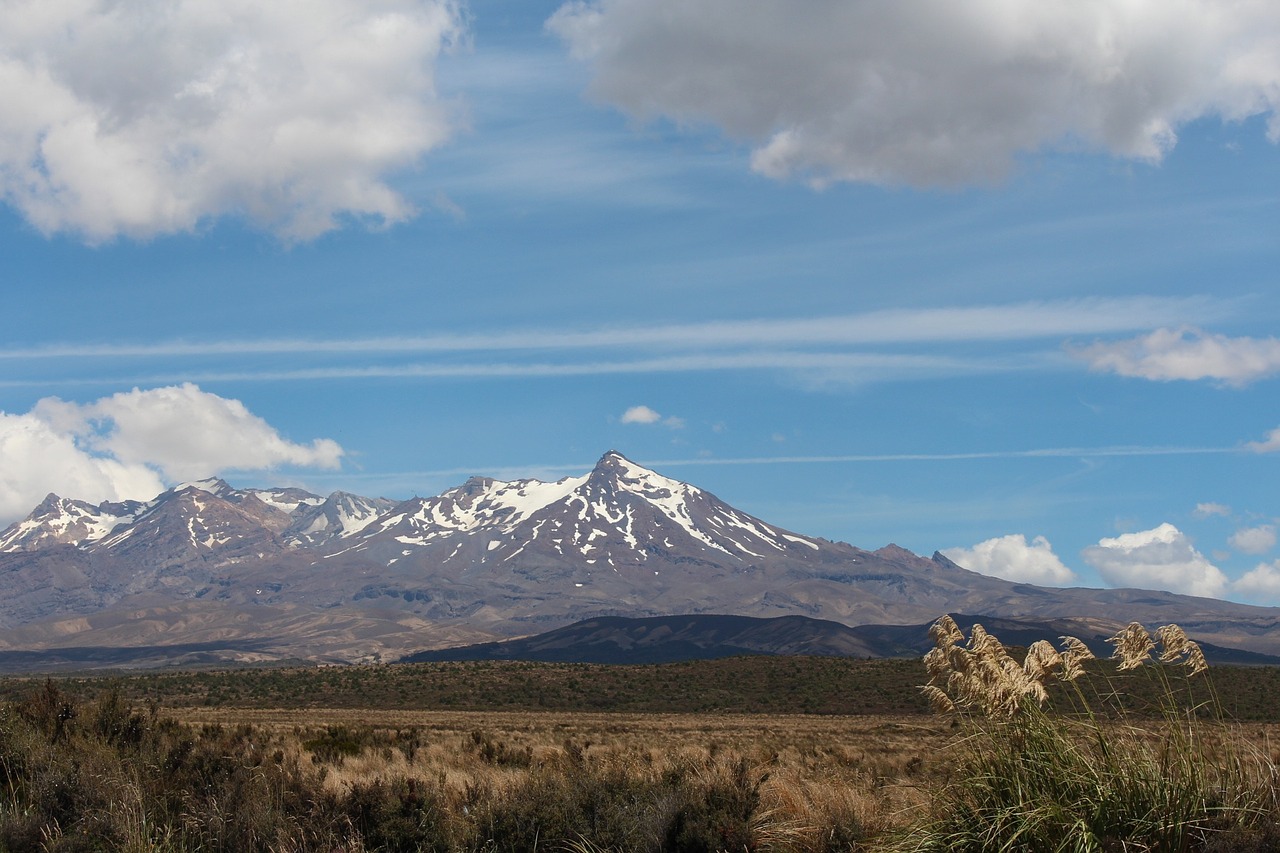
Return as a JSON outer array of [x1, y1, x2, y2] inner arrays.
[[0, 296, 1237, 389], [321, 442, 1246, 483], [0, 296, 1226, 361], [1247, 426, 1280, 454], [0, 295, 1239, 389], [0, 351, 1037, 389]]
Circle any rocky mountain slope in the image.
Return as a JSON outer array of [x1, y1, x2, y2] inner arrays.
[[0, 450, 1277, 668]]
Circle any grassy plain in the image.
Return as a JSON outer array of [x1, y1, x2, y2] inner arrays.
[[4, 652, 1280, 850]]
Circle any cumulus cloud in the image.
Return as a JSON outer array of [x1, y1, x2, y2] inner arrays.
[[1230, 524, 1277, 555], [942, 534, 1077, 586], [0, 412, 166, 525], [620, 405, 662, 424], [1082, 523, 1227, 598], [0, 0, 464, 242], [548, 0, 1280, 188], [1074, 328, 1280, 386], [620, 405, 684, 428], [1193, 502, 1232, 518], [1234, 561, 1280, 605], [0, 384, 343, 523]]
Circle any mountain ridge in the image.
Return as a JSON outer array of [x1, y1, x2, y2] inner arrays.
[[401, 612, 1280, 667], [0, 450, 1276, 668]]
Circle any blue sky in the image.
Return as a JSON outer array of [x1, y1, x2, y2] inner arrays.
[[1, 0, 1278, 602]]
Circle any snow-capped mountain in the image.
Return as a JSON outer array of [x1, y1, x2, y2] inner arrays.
[[0, 493, 147, 553], [283, 492, 399, 548], [0, 450, 1277, 669], [342, 451, 825, 574], [0, 478, 398, 564]]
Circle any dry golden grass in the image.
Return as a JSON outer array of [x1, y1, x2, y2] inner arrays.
[[905, 618, 1280, 851], [166, 706, 949, 846], [10, 647, 1280, 850]]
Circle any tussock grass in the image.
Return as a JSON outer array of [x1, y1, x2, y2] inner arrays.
[[900, 616, 1280, 852], [0, 685, 940, 851]]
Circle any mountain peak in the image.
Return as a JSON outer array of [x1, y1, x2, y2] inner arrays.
[[171, 477, 232, 497], [35, 493, 66, 511], [589, 450, 664, 485], [456, 476, 498, 497], [592, 449, 635, 472]]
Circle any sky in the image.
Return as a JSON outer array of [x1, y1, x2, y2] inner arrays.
[[0, 0, 1278, 604]]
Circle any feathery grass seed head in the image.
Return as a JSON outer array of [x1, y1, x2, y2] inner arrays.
[[1023, 640, 1063, 681], [1108, 622, 1155, 671], [1156, 624, 1190, 662], [921, 685, 955, 714], [923, 647, 950, 680], [1184, 641, 1208, 676], [930, 615, 964, 647], [1057, 636, 1094, 682]]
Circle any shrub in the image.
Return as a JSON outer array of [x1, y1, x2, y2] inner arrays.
[[340, 776, 457, 852]]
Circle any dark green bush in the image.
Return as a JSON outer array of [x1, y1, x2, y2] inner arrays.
[[663, 758, 762, 853], [340, 776, 457, 852], [475, 764, 667, 852]]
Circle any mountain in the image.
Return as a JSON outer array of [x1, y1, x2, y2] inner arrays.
[[402, 613, 890, 663], [401, 613, 1280, 666], [0, 450, 1277, 669], [0, 493, 147, 553]]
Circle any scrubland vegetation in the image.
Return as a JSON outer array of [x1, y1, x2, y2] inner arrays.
[[0, 657, 931, 717], [0, 685, 931, 851], [3, 626, 1280, 850]]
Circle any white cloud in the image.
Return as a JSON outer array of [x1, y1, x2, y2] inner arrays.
[[1230, 524, 1277, 555], [1233, 561, 1280, 605], [942, 534, 1077, 586], [0, 0, 464, 242], [620, 405, 662, 424], [1247, 426, 1280, 454], [47, 384, 344, 481], [620, 405, 683, 428], [0, 384, 343, 523], [1192, 502, 1232, 518], [1074, 327, 1280, 386], [1082, 522, 1227, 598], [0, 412, 165, 524], [0, 297, 1219, 360], [0, 296, 1239, 391], [548, 0, 1280, 188]]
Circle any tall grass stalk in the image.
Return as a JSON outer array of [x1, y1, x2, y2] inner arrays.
[[900, 616, 1279, 852]]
